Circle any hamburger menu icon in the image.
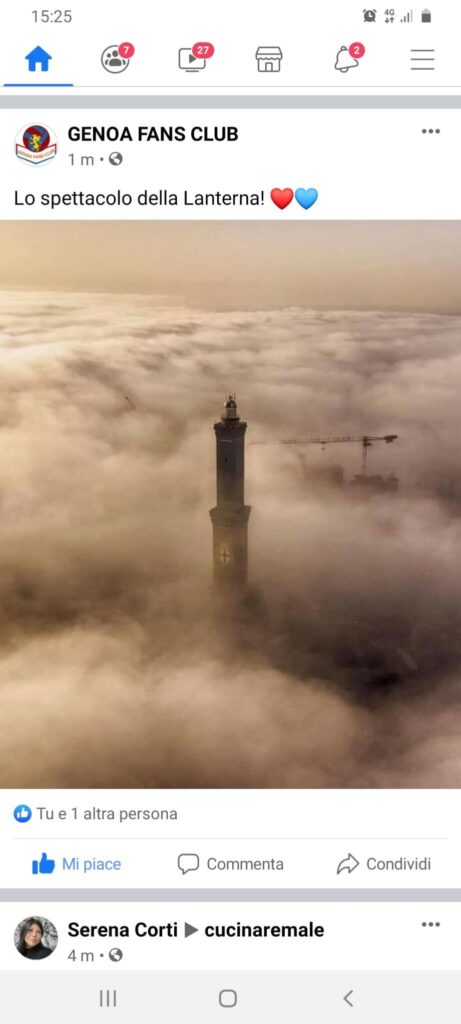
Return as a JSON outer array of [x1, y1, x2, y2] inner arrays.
[[16, 125, 57, 165]]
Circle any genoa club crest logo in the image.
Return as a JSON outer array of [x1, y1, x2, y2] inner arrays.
[[16, 125, 57, 165]]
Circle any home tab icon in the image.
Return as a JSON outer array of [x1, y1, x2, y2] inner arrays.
[[26, 46, 52, 72], [255, 46, 283, 72]]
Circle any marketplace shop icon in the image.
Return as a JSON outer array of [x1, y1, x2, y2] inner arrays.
[[16, 124, 57, 165], [256, 46, 283, 72]]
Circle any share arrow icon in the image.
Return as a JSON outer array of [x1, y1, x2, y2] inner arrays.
[[336, 853, 360, 875], [185, 922, 199, 938]]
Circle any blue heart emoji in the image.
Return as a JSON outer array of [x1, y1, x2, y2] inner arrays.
[[295, 187, 319, 210]]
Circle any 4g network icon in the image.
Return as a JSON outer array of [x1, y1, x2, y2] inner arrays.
[[16, 124, 57, 165]]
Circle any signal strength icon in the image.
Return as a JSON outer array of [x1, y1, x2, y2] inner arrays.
[[401, 9, 413, 20]]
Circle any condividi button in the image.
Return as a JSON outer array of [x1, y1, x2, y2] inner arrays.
[[366, 855, 432, 873]]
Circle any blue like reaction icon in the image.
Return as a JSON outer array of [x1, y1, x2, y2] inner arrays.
[[14, 804, 32, 823], [32, 852, 56, 875]]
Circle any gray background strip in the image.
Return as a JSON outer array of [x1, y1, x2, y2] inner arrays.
[[0, 888, 459, 901], [1, 96, 461, 109]]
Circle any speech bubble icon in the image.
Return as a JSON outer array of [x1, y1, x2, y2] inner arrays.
[[178, 853, 200, 875]]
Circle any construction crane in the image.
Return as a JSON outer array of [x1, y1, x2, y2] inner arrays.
[[250, 434, 398, 476]]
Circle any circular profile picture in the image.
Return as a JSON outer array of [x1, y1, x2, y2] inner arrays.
[[15, 124, 57, 165], [15, 917, 58, 960]]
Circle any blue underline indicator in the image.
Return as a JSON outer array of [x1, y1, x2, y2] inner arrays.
[[3, 83, 75, 87]]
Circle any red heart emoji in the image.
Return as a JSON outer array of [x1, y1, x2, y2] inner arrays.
[[271, 187, 294, 210]]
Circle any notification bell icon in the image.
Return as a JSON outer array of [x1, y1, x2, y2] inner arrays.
[[335, 45, 359, 73]]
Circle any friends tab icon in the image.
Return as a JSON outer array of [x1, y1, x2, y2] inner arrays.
[[101, 42, 135, 74]]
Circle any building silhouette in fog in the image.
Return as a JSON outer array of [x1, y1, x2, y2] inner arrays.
[[210, 396, 251, 586]]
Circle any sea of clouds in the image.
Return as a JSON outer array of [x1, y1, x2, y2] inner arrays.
[[1, 290, 461, 787]]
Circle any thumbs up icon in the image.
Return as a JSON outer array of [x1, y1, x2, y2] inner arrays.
[[13, 804, 32, 823], [32, 852, 56, 875]]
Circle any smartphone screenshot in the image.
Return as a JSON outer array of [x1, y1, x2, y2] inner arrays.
[[0, 1, 460, 1020]]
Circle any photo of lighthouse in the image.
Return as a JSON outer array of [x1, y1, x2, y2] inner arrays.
[[1, 219, 461, 788], [210, 396, 251, 587]]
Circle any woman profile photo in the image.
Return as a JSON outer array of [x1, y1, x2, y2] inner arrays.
[[15, 917, 58, 960]]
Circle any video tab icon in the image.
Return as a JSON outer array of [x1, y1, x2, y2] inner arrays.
[[178, 48, 206, 72]]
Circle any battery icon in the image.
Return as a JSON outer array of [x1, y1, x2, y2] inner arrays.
[[421, 8, 432, 21]]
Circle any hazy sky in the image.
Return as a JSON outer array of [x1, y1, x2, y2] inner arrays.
[[1, 223, 461, 787], [0, 221, 460, 311], [1, 288, 461, 787]]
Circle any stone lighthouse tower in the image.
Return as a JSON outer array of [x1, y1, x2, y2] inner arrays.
[[209, 395, 251, 587]]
